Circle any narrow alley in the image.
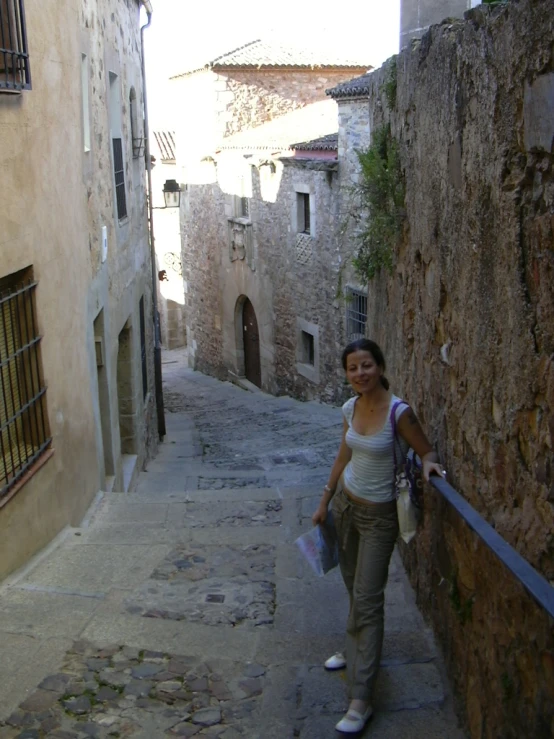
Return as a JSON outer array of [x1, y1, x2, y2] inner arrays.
[[0, 350, 464, 738]]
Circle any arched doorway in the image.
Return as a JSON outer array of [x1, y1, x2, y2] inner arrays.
[[242, 298, 261, 388]]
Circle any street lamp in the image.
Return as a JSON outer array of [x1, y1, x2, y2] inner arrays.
[[162, 179, 181, 208]]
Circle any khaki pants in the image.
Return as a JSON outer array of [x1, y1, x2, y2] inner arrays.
[[331, 485, 399, 701]]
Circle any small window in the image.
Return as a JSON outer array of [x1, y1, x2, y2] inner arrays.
[[139, 296, 147, 399], [346, 288, 367, 340], [0, 0, 31, 92], [240, 196, 249, 219], [0, 268, 51, 499], [297, 192, 310, 234], [81, 54, 90, 152], [301, 331, 314, 366]]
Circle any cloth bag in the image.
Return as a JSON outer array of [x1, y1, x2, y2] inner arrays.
[[390, 401, 423, 544], [295, 510, 339, 576]]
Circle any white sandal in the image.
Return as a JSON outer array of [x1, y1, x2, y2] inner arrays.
[[324, 652, 346, 670], [335, 706, 373, 733]]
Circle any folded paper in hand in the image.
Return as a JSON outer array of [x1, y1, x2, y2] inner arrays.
[[295, 511, 339, 577]]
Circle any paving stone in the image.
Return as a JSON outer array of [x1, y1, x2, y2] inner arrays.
[[191, 707, 221, 726], [209, 682, 233, 701], [63, 695, 91, 714], [39, 717, 61, 733], [243, 665, 265, 679], [167, 723, 201, 737], [156, 681, 183, 693], [123, 680, 155, 697], [97, 671, 130, 688], [95, 686, 120, 702], [238, 678, 262, 697], [20, 690, 60, 713], [37, 675, 73, 694], [131, 663, 164, 679], [4, 711, 34, 728]]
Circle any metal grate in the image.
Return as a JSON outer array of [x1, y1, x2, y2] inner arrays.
[[0, 0, 31, 91], [346, 288, 367, 340], [112, 137, 127, 220], [139, 296, 147, 400], [0, 278, 50, 498]]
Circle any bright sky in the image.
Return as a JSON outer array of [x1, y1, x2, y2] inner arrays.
[[144, 0, 400, 128]]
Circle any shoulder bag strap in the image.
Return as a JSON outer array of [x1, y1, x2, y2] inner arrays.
[[390, 400, 403, 478]]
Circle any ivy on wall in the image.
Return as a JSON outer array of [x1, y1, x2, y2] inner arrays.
[[352, 124, 406, 282]]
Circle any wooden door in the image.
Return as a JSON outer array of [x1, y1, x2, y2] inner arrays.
[[242, 298, 261, 388]]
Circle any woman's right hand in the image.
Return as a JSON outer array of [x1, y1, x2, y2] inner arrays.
[[312, 502, 328, 526]]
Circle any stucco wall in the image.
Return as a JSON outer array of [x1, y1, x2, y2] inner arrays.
[[357, 2, 554, 736], [0, 0, 156, 579]]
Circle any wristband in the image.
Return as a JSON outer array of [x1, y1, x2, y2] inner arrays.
[[324, 484, 334, 494]]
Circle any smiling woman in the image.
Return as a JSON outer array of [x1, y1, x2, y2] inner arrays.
[[311, 337, 444, 733]]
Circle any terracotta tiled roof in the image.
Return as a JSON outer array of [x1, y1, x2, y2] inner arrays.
[[326, 72, 373, 99], [152, 131, 176, 161], [292, 132, 338, 151], [217, 100, 338, 155], [171, 40, 372, 78]]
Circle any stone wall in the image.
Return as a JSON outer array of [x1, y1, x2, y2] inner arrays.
[[219, 69, 368, 138], [172, 68, 369, 163], [357, 2, 554, 736], [83, 0, 158, 479]]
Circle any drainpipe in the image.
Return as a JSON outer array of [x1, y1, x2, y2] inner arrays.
[[140, 0, 166, 440]]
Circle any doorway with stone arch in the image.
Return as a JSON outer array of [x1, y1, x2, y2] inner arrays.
[[236, 296, 261, 388]]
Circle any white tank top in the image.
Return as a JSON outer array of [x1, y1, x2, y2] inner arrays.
[[342, 394, 409, 503]]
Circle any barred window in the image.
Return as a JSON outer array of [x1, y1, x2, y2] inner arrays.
[[346, 287, 367, 340], [297, 193, 311, 234], [0, 270, 51, 499], [109, 72, 127, 221], [112, 137, 127, 220], [0, 0, 31, 91], [139, 296, 147, 399]]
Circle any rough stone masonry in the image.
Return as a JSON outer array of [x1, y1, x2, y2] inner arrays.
[[359, 2, 554, 737]]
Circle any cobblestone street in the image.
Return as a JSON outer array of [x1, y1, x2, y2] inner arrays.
[[0, 349, 464, 738]]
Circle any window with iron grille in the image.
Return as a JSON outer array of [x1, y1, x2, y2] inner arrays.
[[139, 296, 147, 399], [0, 269, 51, 499], [346, 287, 367, 340], [297, 193, 311, 234], [0, 0, 31, 92]]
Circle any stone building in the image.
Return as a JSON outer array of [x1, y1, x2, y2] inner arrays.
[[151, 130, 186, 349], [0, 0, 158, 579], [175, 41, 372, 401], [400, 0, 481, 48]]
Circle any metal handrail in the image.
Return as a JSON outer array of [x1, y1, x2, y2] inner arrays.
[[427, 473, 554, 620]]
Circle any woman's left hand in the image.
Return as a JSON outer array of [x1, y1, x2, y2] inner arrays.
[[422, 460, 446, 482]]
